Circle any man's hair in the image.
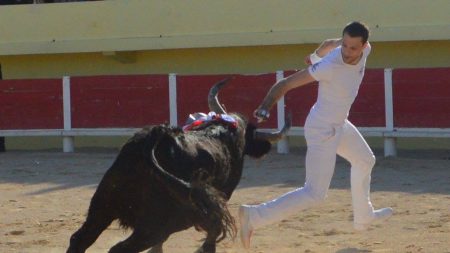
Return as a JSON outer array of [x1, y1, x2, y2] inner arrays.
[[342, 21, 370, 44]]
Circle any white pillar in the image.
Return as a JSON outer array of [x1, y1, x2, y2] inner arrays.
[[63, 137, 74, 153], [276, 70, 289, 154], [169, 73, 178, 126], [62, 76, 74, 152], [384, 137, 397, 157], [384, 68, 396, 157]]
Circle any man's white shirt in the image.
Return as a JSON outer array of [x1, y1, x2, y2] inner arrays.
[[308, 43, 371, 124]]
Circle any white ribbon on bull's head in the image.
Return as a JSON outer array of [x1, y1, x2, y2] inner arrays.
[[185, 112, 208, 125]]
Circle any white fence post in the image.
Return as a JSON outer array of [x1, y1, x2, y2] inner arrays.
[[62, 76, 74, 152], [276, 70, 289, 154], [384, 68, 396, 157], [169, 73, 178, 126]]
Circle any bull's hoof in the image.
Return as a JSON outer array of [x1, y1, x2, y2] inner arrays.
[[194, 249, 204, 253], [194, 244, 215, 253], [66, 247, 84, 253], [148, 243, 163, 253]]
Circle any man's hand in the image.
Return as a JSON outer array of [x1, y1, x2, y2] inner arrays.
[[254, 108, 270, 123]]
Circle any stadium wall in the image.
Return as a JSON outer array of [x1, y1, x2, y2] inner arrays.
[[0, 0, 449, 79]]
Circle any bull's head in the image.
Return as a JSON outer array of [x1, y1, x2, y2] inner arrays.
[[208, 78, 291, 158]]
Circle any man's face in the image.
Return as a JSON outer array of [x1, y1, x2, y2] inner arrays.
[[341, 33, 367, 63]]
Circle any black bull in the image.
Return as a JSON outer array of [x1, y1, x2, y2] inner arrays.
[[66, 79, 291, 253]]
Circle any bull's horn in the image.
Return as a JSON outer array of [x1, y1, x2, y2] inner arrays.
[[254, 112, 292, 143], [208, 78, 231, 114]]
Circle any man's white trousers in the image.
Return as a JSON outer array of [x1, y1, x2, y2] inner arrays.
[[249, 115, 376, 228]]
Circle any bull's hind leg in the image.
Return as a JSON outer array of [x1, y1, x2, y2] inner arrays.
[[108, 227, 169, 253], [194, 228, 221, 253], [66, 212, 114, 253]]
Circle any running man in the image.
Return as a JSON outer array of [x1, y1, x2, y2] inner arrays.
[[239, 21, 393, 249]]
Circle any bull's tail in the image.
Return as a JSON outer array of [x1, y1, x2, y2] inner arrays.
[[143, 127, 236, 242]]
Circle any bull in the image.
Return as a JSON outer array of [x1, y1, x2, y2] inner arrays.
[[66, 79, 291, 253]]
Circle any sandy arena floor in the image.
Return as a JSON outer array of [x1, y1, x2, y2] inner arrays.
[[1, 147, 449, 253]]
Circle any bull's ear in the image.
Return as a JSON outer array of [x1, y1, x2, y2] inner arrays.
[[244, 123, 272, 158]]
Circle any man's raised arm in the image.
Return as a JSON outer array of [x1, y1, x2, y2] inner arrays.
[[254, 69, 316, 122]]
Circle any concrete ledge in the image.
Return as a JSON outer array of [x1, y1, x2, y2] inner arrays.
[[286, 127, 450, 138], [383, 128, 450, 138], [1, 127, 449, 154], [0, 128, 139, 137], [2, 127, 449, 138]]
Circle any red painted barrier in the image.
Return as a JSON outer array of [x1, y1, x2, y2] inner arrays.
[[284, 70, 318, 126], [176, 74, 277, 128], [0, 68, 448, 132], [0, 79, 63, 129], [349, 69, 386, 127], [393, 68, 450, 128], [70, 75, 169, 128]]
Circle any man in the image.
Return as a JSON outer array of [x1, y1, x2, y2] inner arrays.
[[239, 21, 393, 249]]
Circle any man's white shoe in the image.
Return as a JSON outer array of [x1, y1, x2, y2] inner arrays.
[[239, 205, 254, 249], [354, 207, 393, 231]]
